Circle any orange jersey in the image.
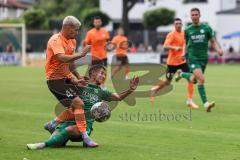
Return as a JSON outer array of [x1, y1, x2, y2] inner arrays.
[[111, 35, 128, 56], [164, 31, 186, 66], [84, 28, 109, 60], [45, 33, 76, 80]]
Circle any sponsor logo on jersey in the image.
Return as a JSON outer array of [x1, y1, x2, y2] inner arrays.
[[191, 34, 205, 43], [82, 90, 99, 103]]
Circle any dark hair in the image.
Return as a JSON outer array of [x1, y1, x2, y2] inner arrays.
[[117, 25, 123, 29], [174, 18, 182, 22], [93, 16, 102, 21], [89, 64, 106, 77], [191, 8, 200, 14]]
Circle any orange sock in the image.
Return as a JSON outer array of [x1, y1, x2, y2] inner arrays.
[[74, 108, 86, 133], [187, 82, 194, 99], [56, 109, 75, 123]]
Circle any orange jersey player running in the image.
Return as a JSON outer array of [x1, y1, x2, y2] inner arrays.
[[150, 18, 198, 109], [83, 16, 110, 66], [44, 15, 98, 147], [110, 27, 130, 80]]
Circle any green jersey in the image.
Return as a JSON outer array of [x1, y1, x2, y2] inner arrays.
[[55, 84, 112, 139], [77, 84, 112, 133], [185, 23, 214, 61]]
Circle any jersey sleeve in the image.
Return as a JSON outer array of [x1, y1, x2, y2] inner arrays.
[[207, 25, 215, 39], [111, 36, 118, 45], [84, 31, 92, 44], [163, 33, 173, 46], [101, 90, 112, 101], [49, 39, 65, 55]]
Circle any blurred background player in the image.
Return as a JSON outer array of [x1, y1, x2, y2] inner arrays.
[[27, 65, 139, 149], [150, 18, 198, 109], [110, 26, 130, 80], [83, 16, 110, 66], [176, 8, 223, 112], [44, 15, 98, 147]]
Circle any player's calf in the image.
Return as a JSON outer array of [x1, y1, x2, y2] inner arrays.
[[150, 80, 169, 103]]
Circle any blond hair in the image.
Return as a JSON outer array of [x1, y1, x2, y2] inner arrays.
[[62, 16, 81, 27]]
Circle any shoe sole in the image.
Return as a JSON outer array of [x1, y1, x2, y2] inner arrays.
[[187, 104, 199, 109], [83, 143, 99, 148], [175, 77, 181, 82], [26, 145, 30, 150], [26, 144, 35, 150], [175, 70, 182, 82], [206, 103, 215, 112]]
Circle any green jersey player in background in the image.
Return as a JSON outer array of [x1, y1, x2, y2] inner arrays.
[[26, 65, 139, 149], [176, 8, 223, 112]]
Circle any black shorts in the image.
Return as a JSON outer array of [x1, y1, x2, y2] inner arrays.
[[166, 63, 189, 80], [116, 56, 129, 65], [91, 58, 108, 67], [47, 79, 79, 107]]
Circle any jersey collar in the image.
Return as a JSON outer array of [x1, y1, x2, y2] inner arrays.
[[59, 32, 72, 43], [88, 83, 100, 89]]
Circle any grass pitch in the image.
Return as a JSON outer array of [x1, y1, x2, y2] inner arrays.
[[0, 64, 240, 160]]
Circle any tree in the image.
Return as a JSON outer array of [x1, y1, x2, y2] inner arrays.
[[121, 0, 159, 35], [82, 8, 111, 28], [122, 0, 138, 36], [143, 7, 175, 30], [23, 9, 46, 29], [26, 0, 99, 29], [33, 0, 99, 19]]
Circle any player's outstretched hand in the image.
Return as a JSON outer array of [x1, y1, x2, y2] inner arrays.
[[77, 76, 89, 87], [175, 46, 183, 51], [129, 76, 139, 91], [80, 45, 91, 57], [217, 49, 223, 56], [105, 41, 117, 52]]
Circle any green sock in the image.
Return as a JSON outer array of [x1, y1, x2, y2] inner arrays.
[[45, 129, 69, 147], [181, 72, 192, 81], [197, 84, 208, 104]]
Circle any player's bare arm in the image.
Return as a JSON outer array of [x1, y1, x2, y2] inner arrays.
[[82, 40, 89, 47], [210, 38, 223, 56], [69, 76, 89, 88], [69, 62, 81, 79], [69, 62, 90, 86], [109, 76, 139, 101], [56, 45, 91, 63], [164, 45, 183, 51], [182, 44, 187, 56]]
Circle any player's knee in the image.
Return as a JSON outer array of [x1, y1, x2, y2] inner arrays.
[[197, 77, 205, 84], [71, 97, 84, 109], [66, 126, 80, 136]]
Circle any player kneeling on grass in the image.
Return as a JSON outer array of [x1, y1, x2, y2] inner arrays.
[[27, 65, 139, 149], [27, 104, 109, 150]]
